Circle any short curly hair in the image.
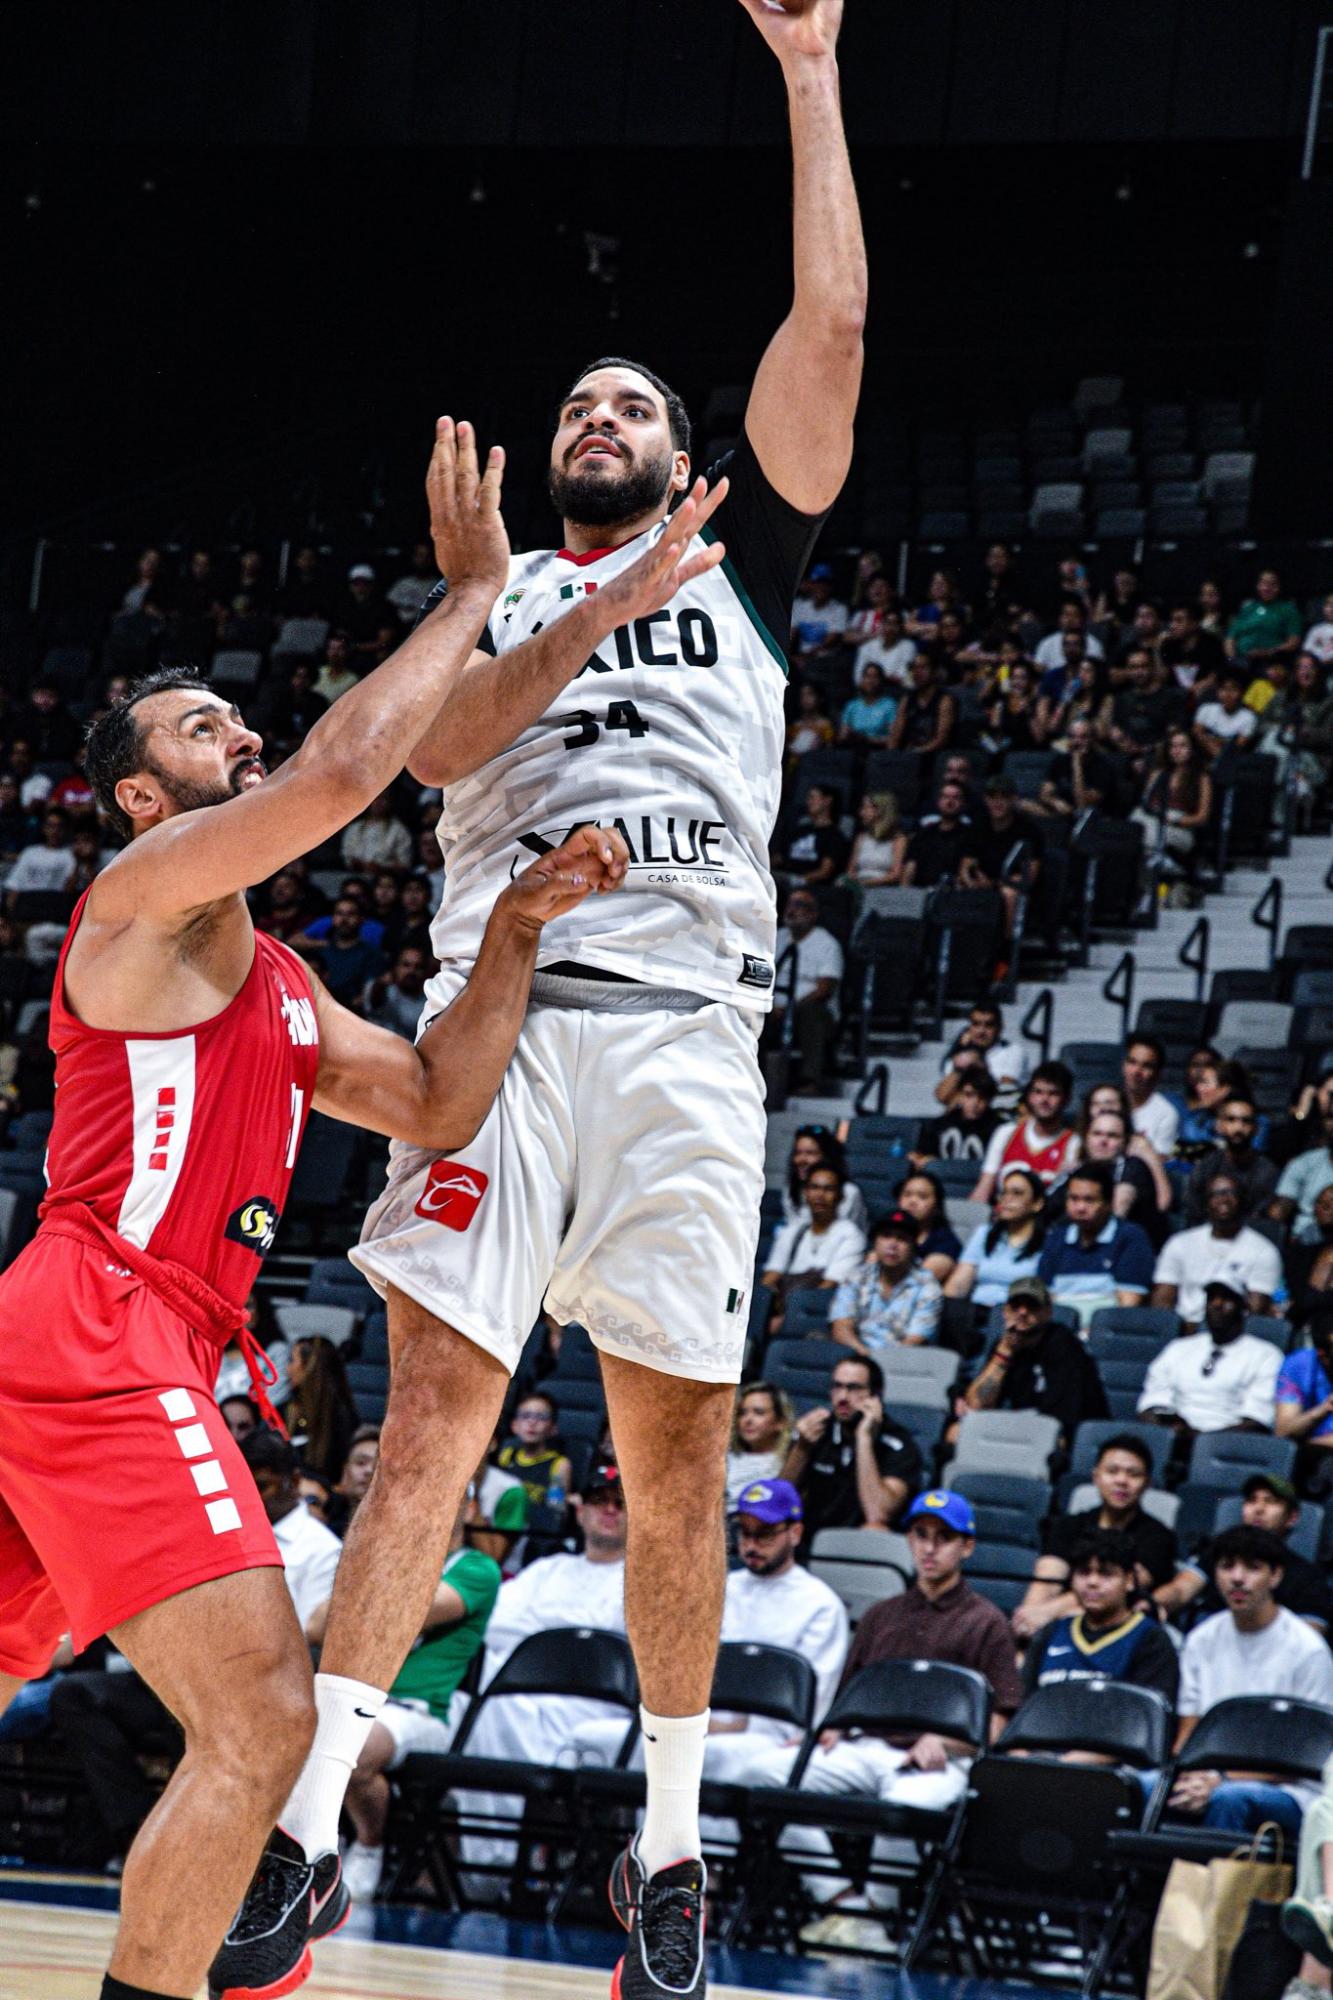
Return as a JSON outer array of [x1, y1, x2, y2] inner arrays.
[[84, 666, 213, 842]]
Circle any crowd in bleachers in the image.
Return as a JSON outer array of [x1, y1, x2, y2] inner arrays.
[[6, 409, 1333, 1991]]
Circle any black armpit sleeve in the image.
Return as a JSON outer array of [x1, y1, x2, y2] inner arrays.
[[702, 428, 830, 672], [410, 576, 497, 656]]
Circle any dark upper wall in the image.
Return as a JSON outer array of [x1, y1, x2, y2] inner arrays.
[[9, 0, 1324, 149]]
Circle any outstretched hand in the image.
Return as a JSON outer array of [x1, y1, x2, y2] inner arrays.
[[594, 475, 730, 628], [501, 825, 631, 931], [426, 416, 510, 600], [735, 0, 844, 64]]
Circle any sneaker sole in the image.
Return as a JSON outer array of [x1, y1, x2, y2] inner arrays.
[[1282, 1901, 1333, 1969], [611, 1956, 624, 2000], [212, 1894, 350, 2000]]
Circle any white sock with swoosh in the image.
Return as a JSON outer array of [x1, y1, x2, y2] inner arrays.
[[282, 1672, 387, 1863]]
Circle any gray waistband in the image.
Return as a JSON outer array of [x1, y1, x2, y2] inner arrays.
[[530, 972, 710, 1014]]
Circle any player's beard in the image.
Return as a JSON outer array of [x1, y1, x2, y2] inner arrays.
[[548, 444, 674, 530], [142, 753, 266, 814]]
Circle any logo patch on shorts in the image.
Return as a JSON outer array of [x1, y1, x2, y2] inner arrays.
[[739, 954, 774, 990], [415, 1162, 490, 1231], [225, 1196, 280, 1256]]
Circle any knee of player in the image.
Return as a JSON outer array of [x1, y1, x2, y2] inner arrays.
[[196, 1653, 315, 1782]]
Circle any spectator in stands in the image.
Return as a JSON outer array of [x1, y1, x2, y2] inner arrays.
[[893, 1171, 961, 1282], [1037, 1161, 1155, 1322], [571, 1478, 849, 1792], [385, 541, 438, 627], [888, 652, 957, 759], [860, 606, 916, 687], [771, 887, 843, 1094], [726, 1381, 796, 1508], [783, 1353, 922, 1533], [495, 1390, 573, 1522], [1194, 670, 1259, 761], [341, 1489, 500, 1904], [1305, 592, 1333, 666], [0, 774, 33, 865], [1014, 1434, 1183, 1643], [1289, 1195, 1333, 1331], [761, 1163, 866, 1314], [469, 1445, 531, 1567], [313, 629, 361, 706], [1171, 1047, 1248, 1159], [1260, 653, 1333, 805], [1108, 648, 1187, 768], [779, 782, 850, 889], [453, 1462, 627, 1885], [362, 945, 429, 1039], [256, 657, 328, 762], [900, 779, 976, 889], [1228, 567, 1303, 671], [215, 1289, 290, 1406], [277, 545, 333, 622], [339, 563, 397, 663], [220, 1394, 259, 1445], [47, 744, 96, 821], [1275, 1310, 1333, 1483], [1159, 1473, 1331, 1632], [961, 776, 1041, 945], [342, 788, 414, 874], [1122, 1034, 1179, 1156], [838, 661, 897, 750], [736, 1488, 1023, 1936], [1244, 651, 1292, 718], [1035, 600, 1104, 672], [1020, 1531, 1179, 1711], [1036, 714, 1113, 816], [4, 805, 74, 910], [830, 1209, 943, 1353], [791, 563, 849, 671], [1073, 1098, 1171, 1247], [844, 792, 905, 887], [781, 1124, 866, 1230], [970, 1061, 1080, 1205], [240, 1427, 342, 1638], [785, 680, 836, 762], [945, 1166, 1047, 1313], [1161, 1525, 1333, 1837], [121, 545, 163, 613], [304, 895, 387, 1009], [1161, 601, 1228, 699], [280, 1334, 359, 1483], [1184, 1094, 1278, 1223], [1273, 1082, 1333, 1242], [935, 999, 1029, 1112], [381, 871, 433, 960], [840, 572, 894, 659], [6, 737, 51, 811], [916, 1067, 1003, 1168], [19, 678, 82, 764], [1134, 728, 1214, 880], [985, 655, 1045, 756], [1138, 1275, 1281, 1439], [907, 568, 964, 638], [253, 865, 322, 946], [1197, 578, 1228, 638], [960, 1277, 1108, 1446], [1153, 1170, 1282, 1326]]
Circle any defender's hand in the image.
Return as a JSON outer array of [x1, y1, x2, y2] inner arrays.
[[592, 477, 730, 631], [500, 826, 630, 932], [736, 0, 843, 64], [427, 416, 509, 599]]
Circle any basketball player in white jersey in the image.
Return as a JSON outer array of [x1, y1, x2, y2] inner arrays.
[[215, 6, 864, 1996]]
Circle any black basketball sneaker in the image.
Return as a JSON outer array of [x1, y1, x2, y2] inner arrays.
[[209, 1828, 349, 1999], [610, 1840, 707, 1999]]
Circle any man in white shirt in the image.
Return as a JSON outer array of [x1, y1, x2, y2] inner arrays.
[[455, 1462, 628, 1884], [1303, 595, 1333, 666], [761, 1165, 866, 1303], [772, 886, 844, 1095], [791, 564, 849, 667], [385, 543, 438, 627], [4, 806, 76, 904], [567, 1477, 848, 1780], [240, 1429, 342, 1637], [1138, 1277, 1281, 1437], [1123, 1036, 1179, 1157], [1151, 1172, 1282, 1327], [935, 1001, 1028, 1114], [1163, 1524, 1333, 1838], [1034, 602, 1105, 671], [1194, 674, 1259, 759]]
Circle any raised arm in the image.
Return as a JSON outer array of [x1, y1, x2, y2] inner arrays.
[[406, 475, 730, 789], [736, 0, 866, 514], [309, 826, 628, 1151], [91, 419, 508, 923]]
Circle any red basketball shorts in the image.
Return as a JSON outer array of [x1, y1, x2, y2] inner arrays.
[[0, 1230, 279, 1678]]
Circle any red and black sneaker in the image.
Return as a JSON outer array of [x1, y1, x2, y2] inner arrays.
[[610, 1840, 707, 1999], [208, 1828, 349, 2000]]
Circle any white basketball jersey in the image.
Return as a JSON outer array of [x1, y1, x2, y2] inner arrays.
[[422, 437, 826, 1013]]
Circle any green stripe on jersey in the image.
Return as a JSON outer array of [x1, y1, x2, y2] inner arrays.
[[700, 523, 789, 677]]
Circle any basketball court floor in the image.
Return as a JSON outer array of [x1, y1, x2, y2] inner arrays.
[[0, 1870, 1073, 2000]]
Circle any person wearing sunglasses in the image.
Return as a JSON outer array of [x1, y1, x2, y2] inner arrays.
[[1138, 1275, 1282, 1447]]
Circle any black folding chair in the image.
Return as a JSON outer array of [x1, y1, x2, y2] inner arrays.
[[385, 1626, 638, 1909]]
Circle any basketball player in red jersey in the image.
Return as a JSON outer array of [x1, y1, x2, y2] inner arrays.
[[0, 421, 723, 2000]]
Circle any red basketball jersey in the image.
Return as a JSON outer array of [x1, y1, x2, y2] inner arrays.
[[39, 893, 321, 1308], [997, 1117, 1079, 1186]]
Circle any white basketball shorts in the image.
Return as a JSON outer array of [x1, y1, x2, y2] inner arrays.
[[350, 972, 767, 1383]]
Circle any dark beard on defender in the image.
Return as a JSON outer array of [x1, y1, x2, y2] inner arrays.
[[142, 755, 266, 814], [547, 447, 674, 529]]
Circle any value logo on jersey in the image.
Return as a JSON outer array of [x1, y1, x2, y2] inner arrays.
[[415, 1161, 490, 1232], [225, 1196, 280, 1257]]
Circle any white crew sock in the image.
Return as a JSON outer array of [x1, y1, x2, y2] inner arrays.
[[281, 1672, 387, 1861], [636, 1706, 709, 1878]]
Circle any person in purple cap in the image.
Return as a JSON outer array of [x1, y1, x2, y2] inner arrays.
[[734, 1486, 1022, 1941]]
